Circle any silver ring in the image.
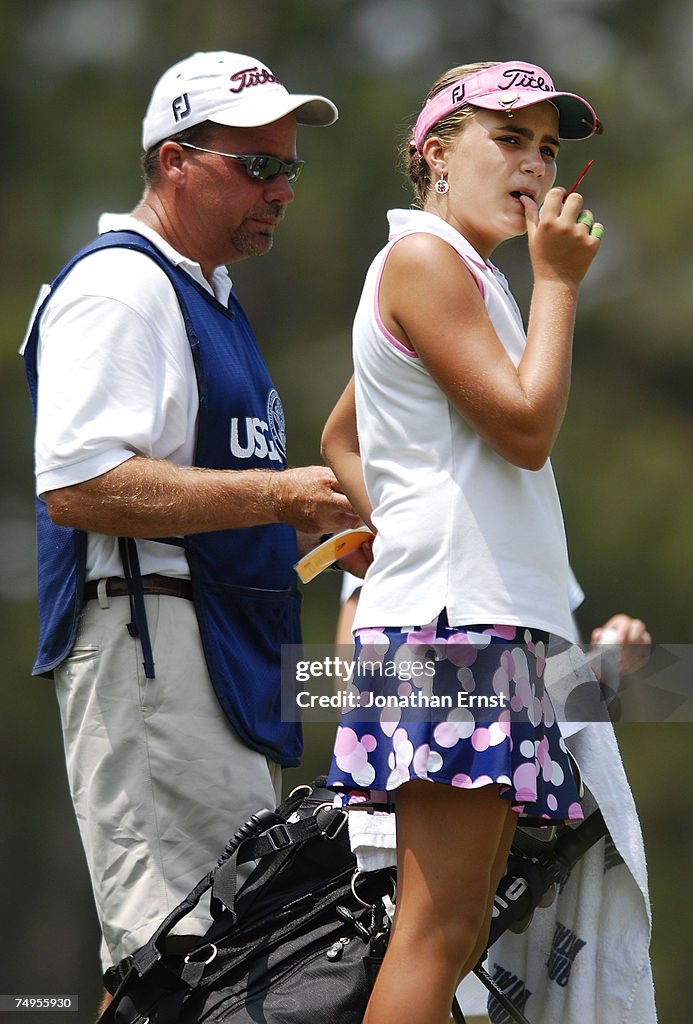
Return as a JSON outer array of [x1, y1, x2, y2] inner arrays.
[[351, 870, 397, 907], [184, 942, 218, 966]]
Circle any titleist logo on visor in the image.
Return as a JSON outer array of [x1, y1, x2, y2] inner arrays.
[[497, 67, 554, 92], [229, 66, 281, 93]]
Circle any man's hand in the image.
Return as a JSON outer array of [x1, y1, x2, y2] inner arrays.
[[271, 466, 360, 534]]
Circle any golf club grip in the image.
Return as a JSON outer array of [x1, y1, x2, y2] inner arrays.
[[487, 810, 609, 946], [549, 808, 608, 876]]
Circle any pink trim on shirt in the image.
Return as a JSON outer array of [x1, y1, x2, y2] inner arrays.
[[374, 234, 486, 357], [460, 257, 486, 300], [374, 253, 417, 356]]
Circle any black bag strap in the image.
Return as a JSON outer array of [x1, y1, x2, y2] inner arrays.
[[113, 805, 281, 989], [118, 537, 156, 679], [211, 802, 347, 915], [132, 870, 216, 976], [101, 975, 188, 1024], [239, 802, 347, 863], [101, 780, 346, 1023]]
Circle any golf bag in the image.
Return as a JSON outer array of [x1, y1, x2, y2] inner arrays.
[[100, 779, 393, 1024], [100, 777, 608, 1024]]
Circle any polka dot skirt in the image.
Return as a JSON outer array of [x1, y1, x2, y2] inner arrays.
[[327, 614, 583, 822]]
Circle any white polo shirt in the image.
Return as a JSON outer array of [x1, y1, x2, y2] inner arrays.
[[28, 214, 232, 580], [352, 208, 575, 640]]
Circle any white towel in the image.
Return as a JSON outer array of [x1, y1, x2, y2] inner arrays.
[[347, 702, 656, 1023], [479, 721, 656, 1024]]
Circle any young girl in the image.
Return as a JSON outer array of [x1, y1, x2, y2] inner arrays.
[[321, 61, 603, 1024]]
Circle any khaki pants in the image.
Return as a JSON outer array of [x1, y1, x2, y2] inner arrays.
[[55, 591, 282, 971]]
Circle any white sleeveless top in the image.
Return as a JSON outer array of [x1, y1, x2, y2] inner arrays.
[[352, 208, 574, 640]]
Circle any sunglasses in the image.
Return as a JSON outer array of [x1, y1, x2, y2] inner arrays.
[[179, 142, 304, 183]]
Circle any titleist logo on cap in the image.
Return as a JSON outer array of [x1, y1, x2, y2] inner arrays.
[[229, 66, 281, 94]]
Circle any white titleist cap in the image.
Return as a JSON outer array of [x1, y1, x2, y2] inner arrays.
[[142, 50, 338, 150]]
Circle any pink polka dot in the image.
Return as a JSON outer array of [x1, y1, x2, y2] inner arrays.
[[530, 696, 543, 727], [380, 709, 400, 737], [515, 678, 534, 709], [547, 794, 558, 812], [393, 728, 409, 749], [500, 650, 515, 675], [361, 734, 377, 753], [471, 727, 490, 752], [515, 788, 537, 803], [493, 666, 510, 698], [513, 761, 538, 802], [333, 727, 358, 757], [489, 625, 517, 640], [469, 774, 494, 789], [447, 631, 472, 644], [413, 744, 431, 777], [542, 694, 555, 728], [536, 736, 551, 769], [446, 641, 479, 667], [451, 773, 472, 788], [336, 744, 367, 773], [358, 628, 389, 646], [406, 627, 440, 649], [393, 730, 414, 768], [433, 722, 461, 748]]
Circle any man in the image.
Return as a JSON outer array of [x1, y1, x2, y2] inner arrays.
[[21, 50, 358, 976]]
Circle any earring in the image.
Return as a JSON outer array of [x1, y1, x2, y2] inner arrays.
[[435, 174, 449, 195]]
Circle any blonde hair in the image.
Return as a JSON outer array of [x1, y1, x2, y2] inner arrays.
[[404, 62, 499, 205]]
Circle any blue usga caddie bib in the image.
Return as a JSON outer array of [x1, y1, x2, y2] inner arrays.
[[23, 230, 302, 765]]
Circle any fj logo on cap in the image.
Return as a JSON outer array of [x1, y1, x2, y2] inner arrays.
[[172, 93, 191, 122]]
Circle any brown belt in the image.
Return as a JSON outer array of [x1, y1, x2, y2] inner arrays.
[[84, 574, 193, 602]]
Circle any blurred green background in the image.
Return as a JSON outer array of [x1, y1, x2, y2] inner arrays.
[[1, 1, 691, 1021]]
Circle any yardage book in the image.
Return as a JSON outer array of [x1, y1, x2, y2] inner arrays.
[[294, 525, 374, 583]]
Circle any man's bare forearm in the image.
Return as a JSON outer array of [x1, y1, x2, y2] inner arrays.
[[44, 456, 359, 537]]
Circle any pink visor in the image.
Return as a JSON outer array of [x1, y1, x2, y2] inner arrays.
[[412, 61, 600, 152]]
